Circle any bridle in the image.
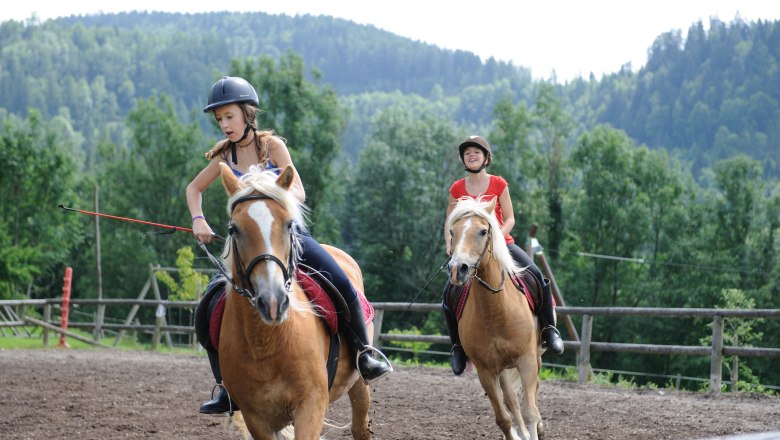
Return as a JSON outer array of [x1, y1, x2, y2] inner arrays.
[[199, 193, 297, 306], [459, 219, 506, 294]]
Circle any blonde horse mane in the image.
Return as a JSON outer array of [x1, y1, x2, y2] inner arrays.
[[447, 196, 523, 275]]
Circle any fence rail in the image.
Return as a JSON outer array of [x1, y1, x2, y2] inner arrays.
[[2, 298, 778, 393]]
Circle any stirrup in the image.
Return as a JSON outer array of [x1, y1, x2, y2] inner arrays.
[[541, 325, 565, 354], [355, 345, 394, 384], [209, 383, 238, 416]]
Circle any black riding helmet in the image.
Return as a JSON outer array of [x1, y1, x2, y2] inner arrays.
[[458, 135, 492, 173], [203, 76, 260, 113], [204, 76, 261, 164]]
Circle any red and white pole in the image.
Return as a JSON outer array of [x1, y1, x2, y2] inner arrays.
[[57, 267, 72, 348]]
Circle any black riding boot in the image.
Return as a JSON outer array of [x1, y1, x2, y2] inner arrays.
[[199, 349, 239, 414], [539, 279, 564, 355], [442, 302, 467, 375], [344, 300, 393, 383]]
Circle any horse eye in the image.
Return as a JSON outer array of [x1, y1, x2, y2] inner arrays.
[[479, 229, 488, 237], [228, 224, 239, 236]]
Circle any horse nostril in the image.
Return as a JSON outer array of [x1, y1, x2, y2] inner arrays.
[[459, 263, 469, 276]]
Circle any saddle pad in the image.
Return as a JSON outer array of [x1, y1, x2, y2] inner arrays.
[[208, 271, 375, 349], [454, 273, 537, 321], [296, 269, 374, 335]]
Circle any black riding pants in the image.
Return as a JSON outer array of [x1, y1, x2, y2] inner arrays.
[[298, 232, 359, 304]]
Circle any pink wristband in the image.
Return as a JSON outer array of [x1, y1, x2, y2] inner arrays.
[[192, 215, 206, 222]]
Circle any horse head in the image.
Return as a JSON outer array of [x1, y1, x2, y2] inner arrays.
[[447, 197, 520, 286], [219, 162, 306, 324]]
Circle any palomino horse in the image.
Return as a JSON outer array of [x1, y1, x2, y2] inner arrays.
[[216, 162, 371, 440], [447, 196, 544, 440]]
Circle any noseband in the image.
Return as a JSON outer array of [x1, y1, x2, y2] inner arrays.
[[227, 194, 296, 305]]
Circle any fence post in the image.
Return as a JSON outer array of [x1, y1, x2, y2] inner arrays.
[[709, 315, 724, 393], [43, 303, 51, 347], [94, 303, 105, 343], [151, 304, 165, 351], [731, 334, 739, 392], [372, 309, 384, 348], [578, 314, 593, 384], [57, 267, 73, 348]]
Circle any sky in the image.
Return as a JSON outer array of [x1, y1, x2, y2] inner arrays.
[[2, 1, 779, 82]]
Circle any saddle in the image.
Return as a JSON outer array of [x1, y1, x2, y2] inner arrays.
[[443, 270, 540, 321]]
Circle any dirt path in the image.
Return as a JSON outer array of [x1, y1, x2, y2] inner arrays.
[[1, 349, 778, 439]]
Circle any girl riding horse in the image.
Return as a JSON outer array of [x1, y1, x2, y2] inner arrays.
[[442, 135, 564, 375], [186, 76, 392, 414]]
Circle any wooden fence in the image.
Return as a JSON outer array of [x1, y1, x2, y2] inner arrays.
[[2, 298, 779, 393]]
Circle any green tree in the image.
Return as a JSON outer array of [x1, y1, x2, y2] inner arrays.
[[156, 247, 210, 301], [92, 95, 206, 299], [489, 94, 536, 241], [567, 125, 647, 307], [0, 110, 83, 298], [349, 108, 460, 321], [532, 83, 573, 259]]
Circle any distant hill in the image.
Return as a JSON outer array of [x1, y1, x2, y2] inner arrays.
[[571, 18, 780, 176], [1, 12, 778, 177]]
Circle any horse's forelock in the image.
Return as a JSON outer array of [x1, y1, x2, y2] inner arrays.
[[448, 197, 522, 274], [227, 165, 308, 234]]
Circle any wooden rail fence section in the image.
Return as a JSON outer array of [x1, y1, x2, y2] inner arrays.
[[3, 297, 779, 393]]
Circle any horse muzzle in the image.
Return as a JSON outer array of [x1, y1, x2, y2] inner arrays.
[[253, 284, 291, 324], [448, 259, 473, 286]]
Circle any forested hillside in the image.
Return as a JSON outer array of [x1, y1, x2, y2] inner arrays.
[[1, 12, 778, 390], [572, 18, 780, 176]]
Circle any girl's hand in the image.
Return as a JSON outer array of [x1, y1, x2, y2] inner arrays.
[[192, 217, 214, 243]]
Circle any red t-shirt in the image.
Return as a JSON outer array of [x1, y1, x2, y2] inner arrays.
[[449, 175, 514, 245]]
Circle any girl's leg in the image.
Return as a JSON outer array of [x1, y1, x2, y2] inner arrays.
[[507, 244, 564, 354], [299, 233, 393, 382]]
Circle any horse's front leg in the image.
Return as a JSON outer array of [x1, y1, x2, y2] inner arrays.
[[475, 367, 528, 440], [291, 394, 329, 440], [517, 352, 543, 440], [499, 369, 526, 435], [347, 380, 371, 440]]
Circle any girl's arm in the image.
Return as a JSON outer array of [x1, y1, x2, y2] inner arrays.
[[186, 157, 222, 243], [498, 186, 515, 237]]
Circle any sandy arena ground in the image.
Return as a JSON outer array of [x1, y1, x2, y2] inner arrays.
[[1, 349, 778, 439]]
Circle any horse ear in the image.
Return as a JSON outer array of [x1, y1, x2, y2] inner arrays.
[[276, 166, 295, 191], [219, 162, 241, 195], [485, 197, 497, 214]]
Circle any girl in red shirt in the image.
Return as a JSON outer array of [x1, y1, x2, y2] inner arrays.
[[442, 135, 564, 375]]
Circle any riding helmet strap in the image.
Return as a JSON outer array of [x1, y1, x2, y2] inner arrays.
[[229, 125, 253, 165], [463, 157, 488, 173]]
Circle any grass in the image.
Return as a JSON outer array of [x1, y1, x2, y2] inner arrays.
[[0, 325, 204, 356]]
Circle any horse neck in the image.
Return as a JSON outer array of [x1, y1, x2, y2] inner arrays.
[[471, 256, 511, 310], [228, 288, 307, 352]]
